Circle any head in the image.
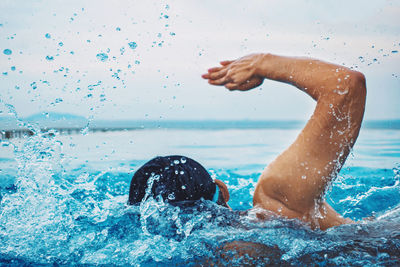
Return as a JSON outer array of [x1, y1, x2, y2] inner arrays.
[[128, 155, 230, 208]]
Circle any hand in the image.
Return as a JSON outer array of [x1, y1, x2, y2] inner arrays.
[[202, 54, 265, 91]]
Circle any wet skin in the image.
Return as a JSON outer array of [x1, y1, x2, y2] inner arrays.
[[202, 53, 366, 230]]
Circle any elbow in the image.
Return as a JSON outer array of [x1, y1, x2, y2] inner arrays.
[[347, 70, 367, 100], [328, 70, 366, 112], [353, 70, 366, 86], [331, 70, 366, 106], [343, 70, 367, 121]]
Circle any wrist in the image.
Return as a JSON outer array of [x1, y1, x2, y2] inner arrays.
[[254, 53, 273, 77]]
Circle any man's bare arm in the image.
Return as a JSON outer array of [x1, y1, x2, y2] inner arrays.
[[202, 53, 366, 229]]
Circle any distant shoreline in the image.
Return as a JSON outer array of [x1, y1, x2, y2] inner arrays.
[[1, 120, 399, 139]]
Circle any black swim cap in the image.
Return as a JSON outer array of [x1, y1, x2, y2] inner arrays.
[[128, 155, 216, 205]]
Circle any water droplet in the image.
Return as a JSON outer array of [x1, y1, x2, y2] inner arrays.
[[99, 94, 106, 102], [180, 157, 186, 164], [11, 66, 16, 71], [3, 49, 12, 55], [45, 33, 51, 39], [169, 32, 176, 36], [128, 42, 137, 49], [168, 193, 175, 200], [30, 82, 37, 90], [45, 55, 54, 61], [391, 50, 398, 54], [58, 42, 64, 46], [173, 159, 180, 164], [181, 185, 186, 190], [116, 27, 121, 31], [180, 171, 184, 175], [134, 60, 140, 65], [96, 53, 108, 62], [301, 175, 307, 179]]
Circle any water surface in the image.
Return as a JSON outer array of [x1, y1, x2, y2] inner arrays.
[[0, 127, 399, 266]]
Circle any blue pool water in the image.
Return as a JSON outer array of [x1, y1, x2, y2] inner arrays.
[[0, 127, 399, 266]]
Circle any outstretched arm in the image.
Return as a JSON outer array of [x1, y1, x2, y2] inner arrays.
[[202, 53, 366, 229]]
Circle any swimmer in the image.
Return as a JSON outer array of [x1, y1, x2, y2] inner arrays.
[[128, 53, 366, 230]]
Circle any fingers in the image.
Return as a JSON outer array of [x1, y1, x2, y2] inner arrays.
[[220, 60, 233, 66], [224, 77, 264, 91], [202, 65, 229, 81], [205, 69, 245, 86], [202, 60, 233, 78], [225, 83, 239, 90], [209, 75, 230, 85], [202, 71, 218, 79], [201, 66, 225, 79], [202, 59, 239, 83], [208, 67, 223, 72], [209, 68, 228, 80], [201, 73, 210, 79]]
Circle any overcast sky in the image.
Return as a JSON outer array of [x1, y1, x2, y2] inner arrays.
[[0, 0, 399, 121]]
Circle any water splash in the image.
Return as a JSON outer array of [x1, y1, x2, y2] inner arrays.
[[0, 132, 73, 262]]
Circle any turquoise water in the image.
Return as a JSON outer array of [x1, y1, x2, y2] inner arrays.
[[0, 126, 399, 266]]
